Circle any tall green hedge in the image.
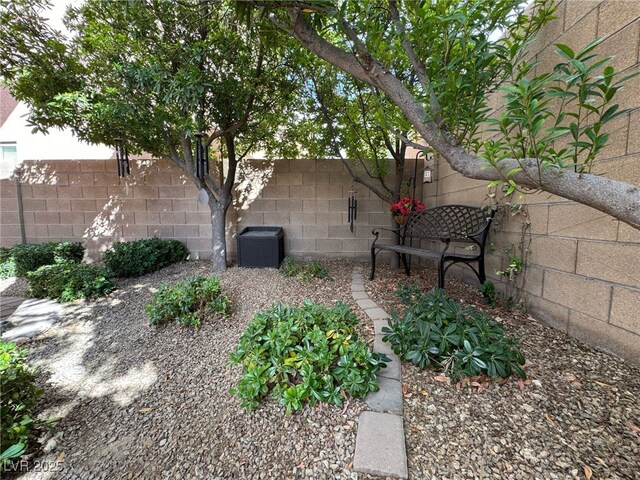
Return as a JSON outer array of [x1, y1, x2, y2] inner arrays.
[[103, 238, 189, 277]]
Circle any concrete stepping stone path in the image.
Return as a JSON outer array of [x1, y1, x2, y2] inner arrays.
[[1, 298, 63, 342], [351, 266, 408, 479]]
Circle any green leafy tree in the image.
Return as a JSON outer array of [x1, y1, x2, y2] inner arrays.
[[0, 0, 300, 270], [244, 0, 640, 230]]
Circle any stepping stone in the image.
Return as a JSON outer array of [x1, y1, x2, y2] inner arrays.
[[374, 334, 394, 355], [353, 411, 408, 479], [352, 291, 369, 301], [2, 299, 63, 341], [366, 376, 403, 415], [352, 283, 366, 293], [356, 299, 377, 310], [366, 307, 389, 320], [378, 353, 402, 381], [372, 318, 388, 335]]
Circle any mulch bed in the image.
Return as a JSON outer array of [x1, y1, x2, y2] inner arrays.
[[366, 263, 640, 480], [6, 260, 365, 480]]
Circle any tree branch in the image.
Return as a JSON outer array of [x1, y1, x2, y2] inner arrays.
[[285, 7, 640, 229], [388, 0, 440, 116]]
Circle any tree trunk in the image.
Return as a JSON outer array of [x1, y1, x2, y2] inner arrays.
[[209, 195, 230, 271]]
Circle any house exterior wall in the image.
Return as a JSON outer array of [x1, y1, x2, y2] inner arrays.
[[422, 0, 640, 364], [0, 157, 415, 262]]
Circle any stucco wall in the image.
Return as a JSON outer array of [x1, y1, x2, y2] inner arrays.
[[422, 0, 640, 364]]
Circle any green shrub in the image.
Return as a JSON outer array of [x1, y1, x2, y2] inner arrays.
[[12, 243, 56, 277], [230, 301, 385, 413], [53, 241, 85, 264], [0, 246, 12, 264], [27, 263, 115, 302], [103, 238, 189, 278], [280, 257, 299, 277], [305, 259, 327, 279], [0, 340, 43, 466], [145, 276, 231, 327], [479, 280, 498, 307], [280, 257, 327, 281], [0, 260, 16, 280], [383, 287, 526, 380]]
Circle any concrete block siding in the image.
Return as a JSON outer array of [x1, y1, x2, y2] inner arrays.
[[421, 1, 640, 365], [0, 157, 417, 263]]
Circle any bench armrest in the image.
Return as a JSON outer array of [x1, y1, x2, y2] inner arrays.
[[371, 226, 404, 248], [440, 232, 451, 244]]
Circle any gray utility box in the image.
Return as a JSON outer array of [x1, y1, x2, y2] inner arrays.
[[236, 226, 285, 268]]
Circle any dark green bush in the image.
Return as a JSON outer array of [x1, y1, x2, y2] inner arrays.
[[54, 241, 85, 264], [12, 243, 56, 277], [383, 286, 526, 380], [0, 246, 12, 264], [0, 340, 43, 465], [230, 301, 385, 413], [27, 263, 115, 302], [103, 238, 189, 278], [145, 276, 231, 327]]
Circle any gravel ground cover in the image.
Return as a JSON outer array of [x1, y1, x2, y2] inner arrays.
[[4, 260, 373, 480], [366, 264, 640, 480]]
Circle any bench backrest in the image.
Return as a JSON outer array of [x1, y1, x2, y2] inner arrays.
[[404, 205, 493, 244]]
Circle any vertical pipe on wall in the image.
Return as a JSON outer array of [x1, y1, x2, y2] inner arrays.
[[15, 166, 26, 243]]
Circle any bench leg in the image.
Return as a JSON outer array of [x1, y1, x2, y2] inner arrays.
[[438, 260, 445, 289], [478, 256, 486, 284], [369, 248, 377, 280]]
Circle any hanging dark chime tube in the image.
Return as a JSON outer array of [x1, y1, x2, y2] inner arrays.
[[348, 186, 357, 233], [114, 138, 130, 177], [194, 133, 209, 179]]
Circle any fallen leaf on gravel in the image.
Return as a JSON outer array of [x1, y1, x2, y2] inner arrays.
[[594, 457, 608, 467], [517, 379, 525, 390], [56, 452, 65, 463], [420, 389, 429, 396], [594, 381, 611, 387], [562, 373, 581, 386], [138, 407, 153, 413], [627, 421, 640, 434], [544, 413, 557, 427], [402, 385, 408, 394], [583, 465, 593, 479], [345, 462, 352, 469], [434, 375, 450, 383]]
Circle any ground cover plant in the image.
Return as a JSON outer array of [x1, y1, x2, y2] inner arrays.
[[383, 284, 525, 380], [145, 276, 231, 327], [103, 238, 188, 278], [27, 263, 115, 302], [230, 301, 384, 413], [280, 257, 328, 281], [0, 340, 44, 466]]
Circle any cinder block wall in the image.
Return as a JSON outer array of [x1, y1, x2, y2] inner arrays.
[[423, 0, 640, 364], [235, 158, 417, 259], [0, 157, 415, 261]]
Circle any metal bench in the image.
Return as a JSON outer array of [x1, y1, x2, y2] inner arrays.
[[370, 205, 495, 289]]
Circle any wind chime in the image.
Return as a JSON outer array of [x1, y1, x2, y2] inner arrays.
[[114, 138, 130, 177], [194, 132, 209, 179], [347, 184, 358, 233]]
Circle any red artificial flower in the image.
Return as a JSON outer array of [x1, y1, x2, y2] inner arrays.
[[390, 197, 425, 216]]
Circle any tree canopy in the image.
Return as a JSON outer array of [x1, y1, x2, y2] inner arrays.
[[1, 0, 301, 269], [246, 0, 640, 229]]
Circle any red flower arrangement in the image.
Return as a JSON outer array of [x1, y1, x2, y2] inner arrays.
[[390, 197, 425, 217]]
